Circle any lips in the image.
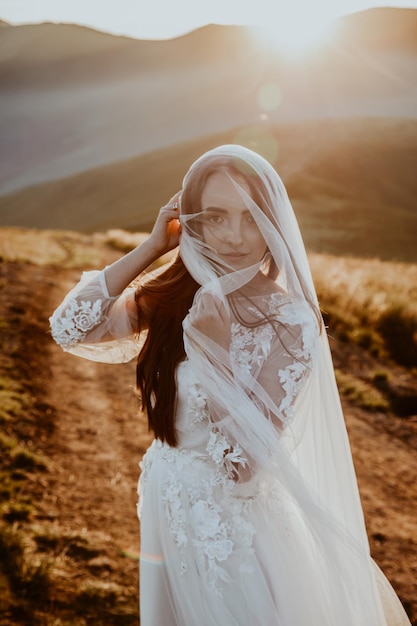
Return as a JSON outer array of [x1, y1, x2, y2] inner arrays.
[[220, 253, 251, 266]]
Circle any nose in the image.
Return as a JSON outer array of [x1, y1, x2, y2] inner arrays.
[[225, 221, 243, 247]]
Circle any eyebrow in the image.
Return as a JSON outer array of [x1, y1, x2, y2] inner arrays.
[[202, 207, 252, 215]]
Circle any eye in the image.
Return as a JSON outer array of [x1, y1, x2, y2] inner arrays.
[[205, 214, 224, 225], [245, 215, 256, 224]]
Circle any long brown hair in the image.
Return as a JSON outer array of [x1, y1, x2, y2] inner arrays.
[[135, 152, 320, 447], [135, 156, 277, 447], [135, 255, 199, 446]]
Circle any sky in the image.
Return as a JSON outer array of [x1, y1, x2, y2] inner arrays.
[[0, 0, 416, 40]]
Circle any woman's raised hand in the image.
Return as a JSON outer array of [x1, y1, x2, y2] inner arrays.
[[148, 192, 182, 256], [103, 191, 182, 297]]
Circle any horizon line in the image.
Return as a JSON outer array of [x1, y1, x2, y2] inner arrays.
[[1, 5, 416, 42]]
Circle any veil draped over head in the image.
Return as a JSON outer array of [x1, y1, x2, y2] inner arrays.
[[178, 145, 409, 625]]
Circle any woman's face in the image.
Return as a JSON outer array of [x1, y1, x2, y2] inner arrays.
[[200, 171, 268, 270]]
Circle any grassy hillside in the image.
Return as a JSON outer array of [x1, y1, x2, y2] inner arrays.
[[0, 227, 416, 624], [0, 117, 416, 262]]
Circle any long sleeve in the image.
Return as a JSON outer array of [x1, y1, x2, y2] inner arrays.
[[49, 269, 141, 363]]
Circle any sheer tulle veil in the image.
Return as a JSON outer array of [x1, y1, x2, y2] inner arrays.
[[178, 144, 409, 625]]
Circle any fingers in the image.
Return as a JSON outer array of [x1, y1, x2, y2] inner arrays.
[[159, 205, 179, 216], [163, 191, 182, 212], [158, 192, 182, 232]]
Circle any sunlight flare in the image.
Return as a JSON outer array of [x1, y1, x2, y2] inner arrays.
[[254, 12, 338, 57]]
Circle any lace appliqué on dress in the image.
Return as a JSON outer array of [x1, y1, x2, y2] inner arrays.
[[206, 430, 248, 479], [276, 300, 317, 421], [50, 298, 103, 348], [139, 436, 255, 594], [230, 323, 275, 376], [188, 381, 210, 430], [231, 294, 317, 424], [186, 448, 256, 593]]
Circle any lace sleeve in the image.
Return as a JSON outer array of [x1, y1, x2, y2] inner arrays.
[[49, 270, 141, 363]]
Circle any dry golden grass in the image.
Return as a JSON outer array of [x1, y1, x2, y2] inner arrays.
[[310, 253, 417, 365], [0, 228, 102, 268], [310, 254, 417, 322]]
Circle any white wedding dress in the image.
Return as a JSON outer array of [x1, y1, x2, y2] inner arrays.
[[50, 268, 410, 626], [138, 291, 321, 625]]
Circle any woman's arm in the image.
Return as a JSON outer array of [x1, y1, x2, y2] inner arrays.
[[49, 194, 181, 362], [104, 194, 181, 296]]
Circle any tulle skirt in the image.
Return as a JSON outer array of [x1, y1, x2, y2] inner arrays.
[[137, 441, 410, 626]]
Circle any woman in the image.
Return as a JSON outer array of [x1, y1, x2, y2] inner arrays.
[[50, 145, 410, 625]]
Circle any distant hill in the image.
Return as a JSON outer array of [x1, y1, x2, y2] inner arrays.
[[0, 117, 416, 262], [0, 8, 416, 195], [338, 7, 417, 51]]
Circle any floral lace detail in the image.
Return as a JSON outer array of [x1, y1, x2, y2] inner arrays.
[[276, 300, 317, 420], [278, 362, 309, 419], [186, 460, 256, 593], [190, 499, 234, 585], [162, 474, 188, 550], [187, 381, 210, 430], [230, 293, 294, 375], [230, 323, 275, 376], [139, 437, 255, 593], [231, 294, 317, 423], [206, 430, 248, 479], [50, 298, 103, 348]]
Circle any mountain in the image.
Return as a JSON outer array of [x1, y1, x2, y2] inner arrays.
[[0, 117, 416, 262], [337, 7, 417, 51], [0, 8, 416, 195]]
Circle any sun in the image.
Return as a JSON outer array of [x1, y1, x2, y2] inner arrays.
[[254, 13, 338, 58]]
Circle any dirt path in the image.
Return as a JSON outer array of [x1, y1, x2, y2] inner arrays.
[[40, 268, 153, 622], [0, 258, 151, 624]]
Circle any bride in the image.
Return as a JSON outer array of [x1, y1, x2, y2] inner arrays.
[[50, 145, 411, 625]]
